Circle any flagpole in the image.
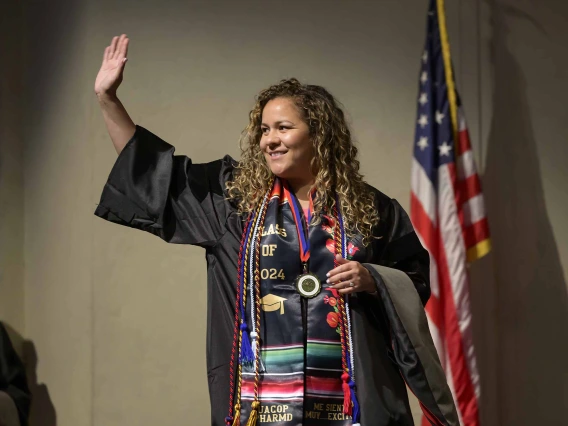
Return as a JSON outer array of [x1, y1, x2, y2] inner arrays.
[[436, 0, 459, 146]]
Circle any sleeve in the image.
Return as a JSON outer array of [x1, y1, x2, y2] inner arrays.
[[94, 125, 236, 248], [0, 324, 30, 426], [361, 198, 460, 426], [367, 198, 430, 305]]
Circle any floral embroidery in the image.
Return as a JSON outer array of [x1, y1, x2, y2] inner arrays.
[[325, 239, 360, 260], [326, 312, 339, 328], [347, 242, 360, 259], [324, 293, 341, 335]]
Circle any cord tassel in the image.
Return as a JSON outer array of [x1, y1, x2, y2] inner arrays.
[[341, 373, 352, 416], [231, 403, 241, 426], [349, 379, 360, 422], [245, 400, 261, 426], [240, 323, 254, 365]]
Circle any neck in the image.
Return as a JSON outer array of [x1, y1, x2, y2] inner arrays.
[[287, 178, 315, 208]]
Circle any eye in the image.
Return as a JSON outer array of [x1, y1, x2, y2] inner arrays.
[[261, 127, 269, 134], [279, 125, 289, 131]]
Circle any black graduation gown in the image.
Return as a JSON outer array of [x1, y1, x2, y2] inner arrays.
[[94, 126, 459, 426]]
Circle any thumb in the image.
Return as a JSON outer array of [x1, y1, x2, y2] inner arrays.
[[335, 254, 349, 264]]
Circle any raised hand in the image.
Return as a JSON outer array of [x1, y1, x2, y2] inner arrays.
[[94, 34, 129, 98]]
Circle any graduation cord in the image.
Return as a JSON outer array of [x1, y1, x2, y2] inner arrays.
[[234, 216, 255, 426], [249, 194, 268, 373], [336, 198, 361, 425], [333, 202, 353, 417], [248, 186, 270, 426], [225, 182, 272, 426], [226, 213, 255, 426]]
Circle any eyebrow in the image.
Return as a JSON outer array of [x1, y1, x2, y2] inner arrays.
[[260, 120, 294, 127]]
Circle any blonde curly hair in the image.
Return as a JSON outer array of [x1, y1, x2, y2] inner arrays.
[[226, 78, 379, 245]]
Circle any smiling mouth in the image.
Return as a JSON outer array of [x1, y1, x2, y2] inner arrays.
[[269, 152, 287, 158]]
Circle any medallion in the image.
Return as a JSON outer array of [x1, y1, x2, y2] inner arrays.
[[295, 272, 322, 298]]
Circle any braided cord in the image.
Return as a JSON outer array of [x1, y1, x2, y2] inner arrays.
[[336, 196, 360, 422], [232, 203, 261, 425], [226, 213, 254, 425], [332, 203, 352, 417], [249, 194, 268, 347], [252, 186, 271, 401], [336, 202, 356, 381]]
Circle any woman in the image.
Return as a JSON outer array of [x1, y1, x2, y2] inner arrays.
[[94, 34, 459, 426]]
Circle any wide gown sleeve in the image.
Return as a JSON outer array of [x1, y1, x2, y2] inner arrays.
[[94, 125, 235, 248], [361, 198, 460, 426]]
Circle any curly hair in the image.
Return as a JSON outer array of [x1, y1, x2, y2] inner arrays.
[[226, 78, 379, 245]]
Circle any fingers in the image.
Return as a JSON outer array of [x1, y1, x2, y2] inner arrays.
[[114, 34, 128, 60], [122, 36, 129, 59], [336, 286, 356, 295], [103, 46, 111, 62], [109, 36, 119, 59], [329, 279, 356, 295], [104, 35, 128, 62], [327, 272, 356, 287], [326, 263, 350, 279]]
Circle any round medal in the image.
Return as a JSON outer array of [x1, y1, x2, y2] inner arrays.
[[295, 273, 322, 298]]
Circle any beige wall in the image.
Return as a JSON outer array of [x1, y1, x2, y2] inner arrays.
[[1, 0, 565, 425]]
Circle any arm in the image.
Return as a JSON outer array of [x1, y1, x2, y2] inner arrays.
[[329, 198, 458, 424], [94, 126, 235, 247], [327, 198, 430, 305], [94, 34, 136, 154], [93, 36, 235, 247]]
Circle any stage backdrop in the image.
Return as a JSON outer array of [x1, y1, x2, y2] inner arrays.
[[1, 0, 567, 425]]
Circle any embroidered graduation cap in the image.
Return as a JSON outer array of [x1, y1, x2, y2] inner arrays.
[[260, 294, 287, 315]]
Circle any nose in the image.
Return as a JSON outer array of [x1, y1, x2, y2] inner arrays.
[[264, 129, 281, 147]]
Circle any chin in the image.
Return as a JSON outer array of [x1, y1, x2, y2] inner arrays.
[[268, 165, 290, 179]]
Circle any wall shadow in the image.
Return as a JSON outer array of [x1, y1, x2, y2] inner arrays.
[[21, 341, 57, 426], [0, 322, 57, 426], [471, 1, 568, 424]]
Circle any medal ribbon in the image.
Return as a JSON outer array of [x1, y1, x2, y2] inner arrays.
[[282, 180, 315, 268]]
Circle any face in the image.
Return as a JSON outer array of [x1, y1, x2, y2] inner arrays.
[[259, 97, 314, 185]]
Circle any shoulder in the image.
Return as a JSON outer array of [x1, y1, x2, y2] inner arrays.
[[362, 182, 399, 216], [362, 183, 414, 238]]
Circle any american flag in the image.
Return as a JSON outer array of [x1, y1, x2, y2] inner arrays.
[[410, 1, 490, 425]]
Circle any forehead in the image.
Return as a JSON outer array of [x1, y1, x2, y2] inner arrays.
[[261, 97, 303, 122]]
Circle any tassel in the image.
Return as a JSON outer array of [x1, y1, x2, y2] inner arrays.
[[231, 403, 241, 426], [250, 332, 266, 373], [240, 323, 254, 365], [246, 400, 260, 426], [341, 373, 352, 416], [250, 331, 258, 357], [349, 379, 360, 423]]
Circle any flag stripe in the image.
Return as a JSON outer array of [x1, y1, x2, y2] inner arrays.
[[463, 218, 490, 250], [458, 175, 482, 208], [456, 153, 479, 185], [412, 158, 438, 225], [462, 194, 486, 227]]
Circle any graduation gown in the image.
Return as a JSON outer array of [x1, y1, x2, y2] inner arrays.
[[94, 126, 459, 426]]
